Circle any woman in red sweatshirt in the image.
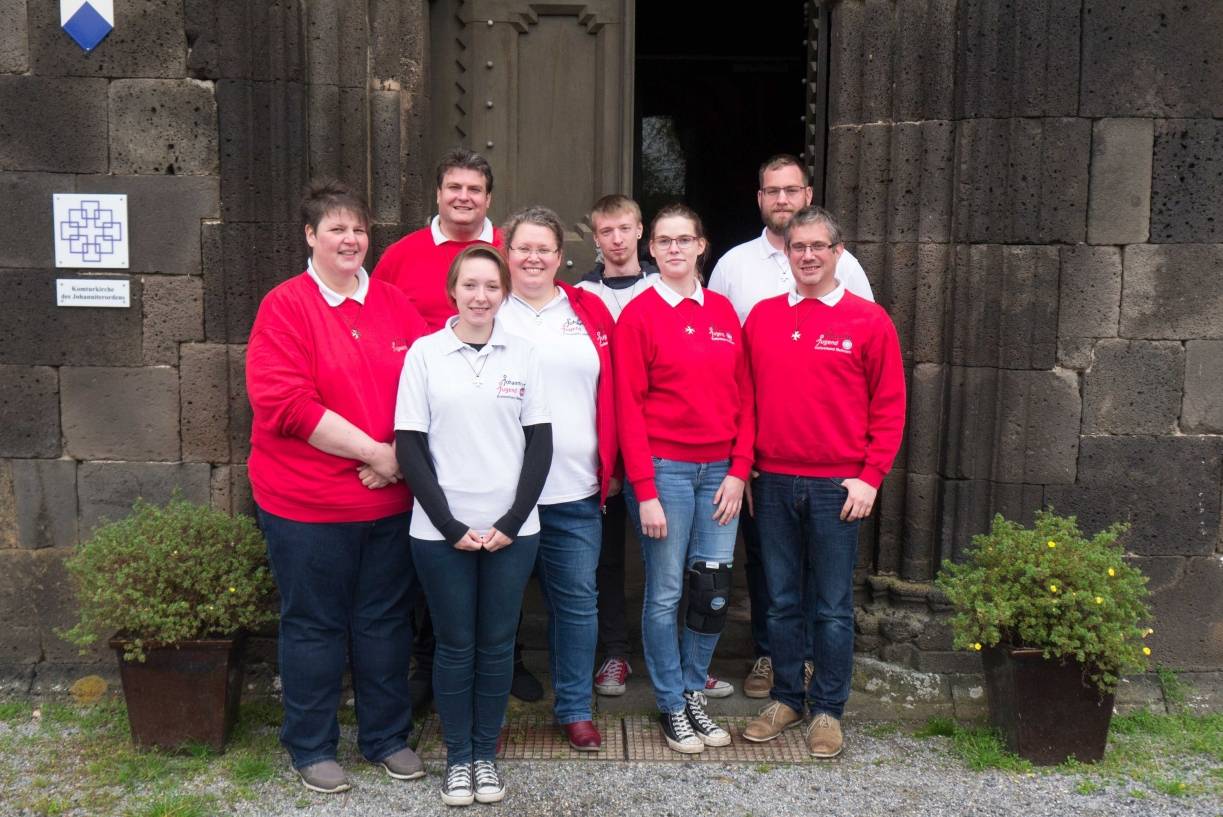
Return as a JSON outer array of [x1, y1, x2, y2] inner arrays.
[[246, 181, 428, 794], [613, 203, 754, 754]]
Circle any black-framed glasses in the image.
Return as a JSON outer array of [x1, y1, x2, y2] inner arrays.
[[789, 242, 836, 255], [651, 236, 699, 250]]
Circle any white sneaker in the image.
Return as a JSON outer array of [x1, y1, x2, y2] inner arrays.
[[659, 709, 704, 754], [703, 674, 734, 698], [683, 690, 731, 747]]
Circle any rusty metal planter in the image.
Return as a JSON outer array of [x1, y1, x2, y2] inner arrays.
[[981, 644, 1114, 765], [109, 635, 245, 752]]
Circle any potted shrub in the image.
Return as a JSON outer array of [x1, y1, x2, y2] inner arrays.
[[62, 497, 276, 751], [935, 510, 1152, 765]]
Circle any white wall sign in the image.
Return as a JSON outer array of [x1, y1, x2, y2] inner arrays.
[[56, 278, 131, 308], [54, 193, 129, 269], [60, 0, 114, 52]]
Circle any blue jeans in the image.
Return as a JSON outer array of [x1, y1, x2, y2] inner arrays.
[[752, 473, 860, 717], [259, 507, 415, 769], [536, 494, 601, 724], [626, 458, 739, 714], [743, 510, 818, 661], [411, 534, 540, 764]]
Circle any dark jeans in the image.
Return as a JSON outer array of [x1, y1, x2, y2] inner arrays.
[[411, 534, 540, 764], [259, 507, 415, 769], [536, 494, 601, 724], [595, 492, 630, 657], [752, 473, 860, 718], [744, 494, 818, 661]]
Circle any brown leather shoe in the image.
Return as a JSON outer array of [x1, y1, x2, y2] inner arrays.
[[805, 712, 843, 758], [743, 656, 773, 699], [742, 700, 802, 743]]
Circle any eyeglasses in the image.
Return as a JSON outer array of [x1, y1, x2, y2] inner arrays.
[[760, 186, 807, 199], [788, 242, 836, 255], [508, 245, 560, 258], [651, 236, 699, 250]]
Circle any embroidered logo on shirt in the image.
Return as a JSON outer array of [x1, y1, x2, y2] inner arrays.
[[496, 374, 527, 399], [814, 333, 854, 354], [595, 330, 610, 348], [391, 338, 410, 353], [708, 326, 735, 344], [561, 317, 589, 336]]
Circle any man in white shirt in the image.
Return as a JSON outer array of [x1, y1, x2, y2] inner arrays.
[[707, 154, 873, 699], [709, 154, 872, 323]]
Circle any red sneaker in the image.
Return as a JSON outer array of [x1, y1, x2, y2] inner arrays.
[[704, 674, 735, 698], [562, 720, 602, 751], [594, 656, 632, 696]]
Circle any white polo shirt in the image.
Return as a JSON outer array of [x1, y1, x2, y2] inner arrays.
[[574, 272, 659, 321], [394, 316, 551, 540], [498, 290, 600, 505], [708, 228, 873, 324]]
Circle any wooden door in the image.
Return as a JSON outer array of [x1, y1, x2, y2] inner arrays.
[[429, 0, 635, 277]]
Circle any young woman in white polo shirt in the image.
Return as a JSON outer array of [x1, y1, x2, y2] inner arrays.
[[613, 203, 754, 754], [394, 245, 552, 806], [497, 206, 617, 753]]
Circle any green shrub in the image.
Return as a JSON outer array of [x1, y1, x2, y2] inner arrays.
[[62, 498, 276, 662], [935, 510, 1152, 693]]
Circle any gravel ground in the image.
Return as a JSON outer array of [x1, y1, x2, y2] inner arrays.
[[4, 716, 1219, 817]]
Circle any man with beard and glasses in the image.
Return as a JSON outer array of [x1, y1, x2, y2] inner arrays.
[[707, 154, 872, 700]]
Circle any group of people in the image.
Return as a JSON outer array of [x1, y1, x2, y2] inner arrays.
[[245, 149, 906, 807]]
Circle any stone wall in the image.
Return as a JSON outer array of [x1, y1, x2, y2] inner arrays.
[[0, 0, 429, 690], [828, 0, 1223, 673]]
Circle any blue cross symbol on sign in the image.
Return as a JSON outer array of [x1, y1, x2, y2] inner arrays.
[[60, 0, 114, 53], [59, 200, 124, 264]]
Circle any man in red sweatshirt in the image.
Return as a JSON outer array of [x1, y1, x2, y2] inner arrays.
[[740, 206, 905, 759], [373, 148, 504, 330]]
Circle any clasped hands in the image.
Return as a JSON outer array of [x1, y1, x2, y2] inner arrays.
[[453, 528, 513, 552], [357, 441, 401, 489]]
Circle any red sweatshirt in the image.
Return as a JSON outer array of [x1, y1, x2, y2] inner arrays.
[[246, 273, 428, 522], [372, 224, 504, 330], [744, 291, 905, 488], [613, 284, 754, 502], [556, 281, 620, 505]]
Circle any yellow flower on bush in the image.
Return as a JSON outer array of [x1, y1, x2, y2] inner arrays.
[[1047, 540, 1056, 549], [972, 643, 982, 651], [229, 586, 237, 593], [1108, 567, 1116, 577], [1094, 596, 1103, 604], [1143, 646, 1152, 656], [1049, 584, 1058, 593]]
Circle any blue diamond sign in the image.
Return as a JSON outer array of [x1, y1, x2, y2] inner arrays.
[[61, 0, 114, 53]]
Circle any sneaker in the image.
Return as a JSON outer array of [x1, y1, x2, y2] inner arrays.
[[743, 656, 773, 699], [377, 746, 425, 780], [440, 762, 474, 806], [704, 674, 734, 698], [659, 709, 704, 754], [742, 700, 802, 743], [803, 660, 815, 692], [510, 661, 544, 702], [297, 759, 351, 794], [594, 656, 631, 696], [805, 712, 844, 758], [683, 690, 731, 747], [472, 759, 505, 804]]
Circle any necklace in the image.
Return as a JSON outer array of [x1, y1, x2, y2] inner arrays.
[[339, 303, 363, 340], [460, 347, 490, 386], [791, 299, 817, 341]]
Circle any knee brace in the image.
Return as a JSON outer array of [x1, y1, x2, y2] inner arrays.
[[685, 561, 733, 635]]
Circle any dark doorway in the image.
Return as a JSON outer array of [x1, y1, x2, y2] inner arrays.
[[634, 5, 807, 268]]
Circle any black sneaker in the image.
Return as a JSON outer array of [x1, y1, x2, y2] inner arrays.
[[683, 690, 731, 747], [472, 759, 505, 803], [659, 708, 703, 753], [510, 661, 543, 702], [440, 762, 474, 807]]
